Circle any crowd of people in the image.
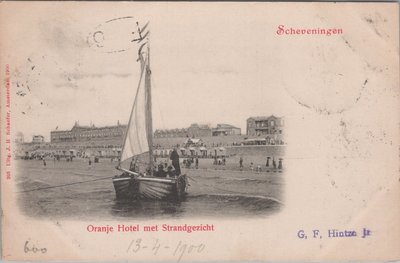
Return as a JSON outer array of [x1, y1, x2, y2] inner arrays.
[[124, 146, 284, 177], [240, 157, 283, 171], [128, 148, 182, 178]]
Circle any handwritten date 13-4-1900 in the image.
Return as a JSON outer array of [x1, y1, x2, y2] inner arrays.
[[127, 238, 205, 261]]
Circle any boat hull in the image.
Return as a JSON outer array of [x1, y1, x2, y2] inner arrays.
[[112, 174, 187, 200]]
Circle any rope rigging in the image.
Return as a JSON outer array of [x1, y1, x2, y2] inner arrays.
[[16, 175, 115, 194]]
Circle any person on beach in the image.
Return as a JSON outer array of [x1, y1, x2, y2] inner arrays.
[[239, 157, 243, 169], [170, 148, 181, 175], [43, 159, 46, 167], [195, 157, 199, 169]]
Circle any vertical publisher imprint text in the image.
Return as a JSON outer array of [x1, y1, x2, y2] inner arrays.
[[4, 64, 12, 180]]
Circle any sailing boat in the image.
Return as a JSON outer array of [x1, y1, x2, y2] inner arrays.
[[112, 25, 188, 200]]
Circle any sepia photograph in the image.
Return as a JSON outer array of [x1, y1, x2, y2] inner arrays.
[[12, 15, 285, 219]]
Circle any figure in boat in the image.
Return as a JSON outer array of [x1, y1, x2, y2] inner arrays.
[[170, 147, 181, 175], [112, 22, 188, 201]]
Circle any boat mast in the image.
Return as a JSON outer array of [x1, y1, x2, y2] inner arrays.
[[117, 22, 152, 172], [145, 37, 154, 172]]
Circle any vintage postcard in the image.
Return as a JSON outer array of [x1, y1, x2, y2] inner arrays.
[[0, 2, 399, 261]]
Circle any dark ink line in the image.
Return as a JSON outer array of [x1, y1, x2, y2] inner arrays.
[[105, 16, 134, 24]]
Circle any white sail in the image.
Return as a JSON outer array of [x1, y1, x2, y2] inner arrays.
[[120, 58, 149, 163]]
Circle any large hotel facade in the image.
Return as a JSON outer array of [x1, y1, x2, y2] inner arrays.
[[49, 117, 283, 142], [47, 116, 284, 143], [50, 122, 242, 142], [50, 122, 126, 143]]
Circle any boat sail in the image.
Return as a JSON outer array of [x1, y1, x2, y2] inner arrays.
[[113, 24, 188, 200]]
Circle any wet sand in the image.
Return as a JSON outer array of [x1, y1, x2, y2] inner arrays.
[[15, 158, 284, 220]]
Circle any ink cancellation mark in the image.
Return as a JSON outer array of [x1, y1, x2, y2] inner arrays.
[[87, 16, 148, 53]]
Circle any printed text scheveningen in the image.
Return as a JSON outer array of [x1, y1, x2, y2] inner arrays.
[[277, 25, 343, 36]]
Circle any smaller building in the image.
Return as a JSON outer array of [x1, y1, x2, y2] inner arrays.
[[246, 115, 284, 136], [32, 135, 45, 144], [187, 123, 212, 137], [212, 124, 241, 136], [15, 132, 24, 143]]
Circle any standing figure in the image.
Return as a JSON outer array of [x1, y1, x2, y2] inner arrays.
[[195, 157, 199, 169], [129, 158, 137, 172], [239, 157, 243, 169], [266, 157, 270, 167], [170, 148, 181, 175]]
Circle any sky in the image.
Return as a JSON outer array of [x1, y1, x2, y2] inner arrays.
[[2, 2, 397, 142]]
